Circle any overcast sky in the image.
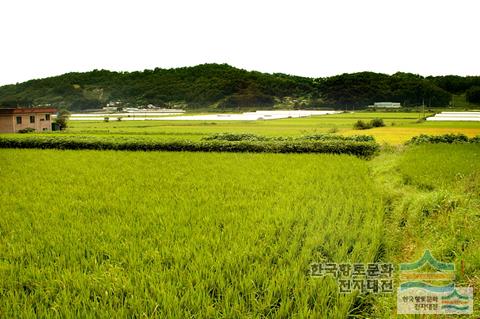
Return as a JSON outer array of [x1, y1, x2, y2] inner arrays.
[[1, 0, 479, 85]]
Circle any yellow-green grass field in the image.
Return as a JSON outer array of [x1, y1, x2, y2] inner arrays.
[[58, 112, 480, 144]]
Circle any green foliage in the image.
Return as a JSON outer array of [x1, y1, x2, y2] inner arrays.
[[71, 97, 103, 110], [2, 64, 478, 110], [406, 134, 479, 145], [0, 135, 380, 157], [55, 109, 70, 130], [300, 133, 375, 142], [353, 118, 385, 130], [17, 127, 36, 133], [466, 86, 480, 104], [203, 132, 376, 143], [0, 64, 314, 109], [353, 120, 372, 130], [319, 72, 452, 108], [202, 133, 271, 142], [370, 118, 385, 127], [428, 75, 480, 94]]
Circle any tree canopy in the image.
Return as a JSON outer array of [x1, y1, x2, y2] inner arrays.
[[0, 64, 478, 110]]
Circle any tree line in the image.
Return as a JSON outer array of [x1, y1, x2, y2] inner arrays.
[[0, 64, 479, 110]]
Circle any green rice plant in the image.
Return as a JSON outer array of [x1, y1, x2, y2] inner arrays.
[[398, 144, 480, 190], [0, 149, 386, 318]]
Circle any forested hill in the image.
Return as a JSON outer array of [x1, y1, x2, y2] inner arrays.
[[0, 63, 479, 110]]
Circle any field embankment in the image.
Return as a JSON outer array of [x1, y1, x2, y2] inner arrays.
[[369, 144, 480, 317]]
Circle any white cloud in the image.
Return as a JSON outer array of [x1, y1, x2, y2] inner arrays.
[[0, 0, 479, 85]]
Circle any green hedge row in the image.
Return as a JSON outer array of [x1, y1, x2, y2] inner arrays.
[[0, 135, 379, 157], [406, 134, 480, 145], [203, 132, 376, 142]]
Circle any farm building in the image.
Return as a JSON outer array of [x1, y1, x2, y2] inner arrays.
[[368, 102, 401, 108], [0, 108, 57, 133]]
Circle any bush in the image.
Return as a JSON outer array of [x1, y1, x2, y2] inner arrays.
[[204, 132, 376, 143], [353, 118, 386, 130], [353, 120, 372, 130], [202, 133, 270, 142], [301, 133, 375, 142], [406, 134, 479, 145], [370, 118, 385, 127], [18, 128, 36, 134], [55, 109, 71, 130], [0, 135, 380, 158]]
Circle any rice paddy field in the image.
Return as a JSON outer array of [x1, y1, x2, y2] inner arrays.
[[1, 150, 385, 318], [62, 112, 480, 144], [0, 111, 480, 318]]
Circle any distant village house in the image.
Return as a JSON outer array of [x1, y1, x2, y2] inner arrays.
[[0, 108, 57, 133]]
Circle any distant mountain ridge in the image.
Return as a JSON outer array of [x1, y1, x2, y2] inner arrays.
[[0, 63, 479, 110]]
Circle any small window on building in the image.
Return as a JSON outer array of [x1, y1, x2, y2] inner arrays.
[[30, 115, 35, 123], [45, 114, 50, 121], [16, 116, 22, 124]]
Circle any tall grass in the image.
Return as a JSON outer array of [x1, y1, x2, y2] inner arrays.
[[372, 144, 480, 317]]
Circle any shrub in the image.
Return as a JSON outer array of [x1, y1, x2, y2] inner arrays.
[[18, 128, 36, 134], [301, 133, 375, 142], [370, 118, 385, 127], [204, 133, 376, 143], [353, 118, 386, 130], [470, 135, 480, 143], [406, 134, 478, 145], [202, 133, 270, 142], [55, 109, 71, 130], [353, 120, 372, 130], [0, 135, 380, 158]]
